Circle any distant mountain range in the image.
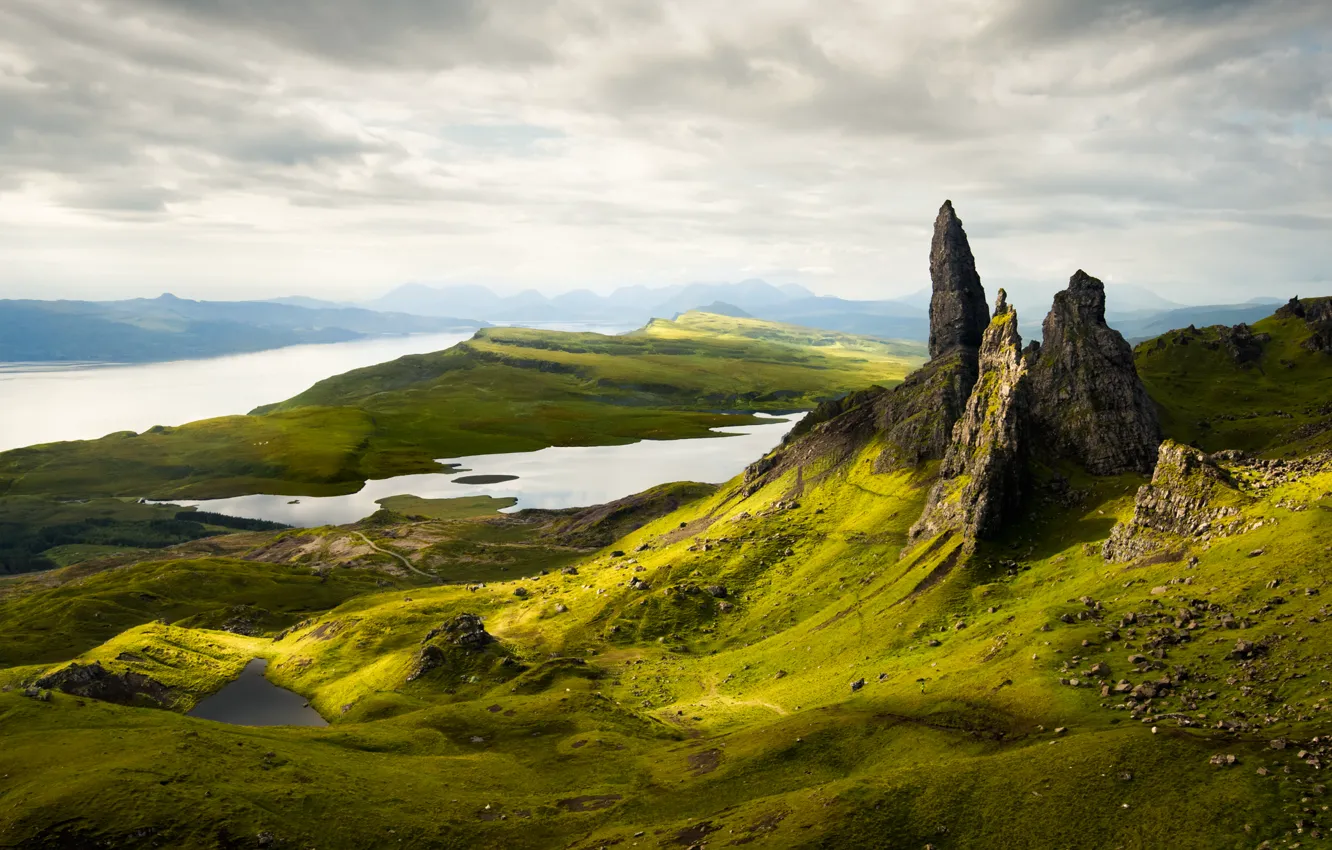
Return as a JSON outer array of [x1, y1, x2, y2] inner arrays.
[[5, 280, 1302, 366], [0, 294, 485, 364], [305, 280, 1296, 344], [341, 279, 933, 339]]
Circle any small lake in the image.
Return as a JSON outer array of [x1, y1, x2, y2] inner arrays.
[[167, 414, 800, 527], [0, 322, 636, 453], [187, 659, 327, 727]]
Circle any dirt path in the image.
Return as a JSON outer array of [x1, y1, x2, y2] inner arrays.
[[353, 532, 438, 582]]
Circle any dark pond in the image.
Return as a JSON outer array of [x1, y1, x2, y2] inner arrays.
[[187, 659, 327, 727], [452, 474, 520, 485]]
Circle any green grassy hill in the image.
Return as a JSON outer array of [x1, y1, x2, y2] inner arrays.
[[1136, 300, 1332, 455], [0, 313, 924, 503], [2, 305, 1329, 848]]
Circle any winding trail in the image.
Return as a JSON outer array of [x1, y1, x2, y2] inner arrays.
[[353, 532, 439, 582]]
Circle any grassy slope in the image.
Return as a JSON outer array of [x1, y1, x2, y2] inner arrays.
[[0, 313, 924, 501], [1136, 312, 1332, 454], [3, 424, 1328, 847]]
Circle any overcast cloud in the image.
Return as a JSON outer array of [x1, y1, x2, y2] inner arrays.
[[0, 0, 1328, 304]]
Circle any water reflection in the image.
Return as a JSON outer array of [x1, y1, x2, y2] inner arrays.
[[168, 414, 798, 527]]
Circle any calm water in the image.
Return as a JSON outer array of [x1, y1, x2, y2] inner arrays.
[[187, 659, 327, 727], [0, 323, 636, 452], [167, 414, 799, 527]]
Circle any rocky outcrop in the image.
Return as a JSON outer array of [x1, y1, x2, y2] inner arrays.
[[1275, 296, 1332, 354], [928, 200, 990, 359], [1027, 270, 1161, 474], [423, 613, 492, 650], [742, 201, 985, 493], [910, 291, 1029, 547], [34, 661, 174, 707], [1103, 441, 1249, 562], [1216, 323, 1269, 365], [742, 350, 978, 493]]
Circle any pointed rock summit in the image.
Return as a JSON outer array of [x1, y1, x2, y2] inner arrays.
[[928, 200, 990, 360], [911, 290, 1030, 547], [1027, 270, 1161, 475]]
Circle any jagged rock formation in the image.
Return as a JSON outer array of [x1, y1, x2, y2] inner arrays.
[[1027, 270, 1161, 474], [743, 201, 989, 492], [1103, 441, 1249, 562], [1276, 296, 1332, 353], [910, 291, 1029, 547], [423, 613, 492, 649], [1216, 323, 1270, 364], [928, 200, 990, 359], [34, 661, 174, 707]]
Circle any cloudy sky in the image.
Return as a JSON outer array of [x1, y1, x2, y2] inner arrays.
[[0, 0, 1328, 304]]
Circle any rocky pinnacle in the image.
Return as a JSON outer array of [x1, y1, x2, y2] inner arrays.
[[1027, 270, 1161, 475], [910, 289, 1030, 547], [928, 200, 990, 360]]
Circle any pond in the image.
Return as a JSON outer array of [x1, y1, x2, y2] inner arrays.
[[166, 414, 800, 527], [187, 659, 327, 727]]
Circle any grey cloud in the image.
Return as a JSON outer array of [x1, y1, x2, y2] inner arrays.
[[107, 0, 564, 68], [991, 0, 1278, 43], [0, 0, 1327, 302]]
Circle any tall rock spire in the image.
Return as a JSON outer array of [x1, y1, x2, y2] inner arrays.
[[910, 290, 1030, 549], [1026, 270, 1161, 474], [928, 200, 990, 360]]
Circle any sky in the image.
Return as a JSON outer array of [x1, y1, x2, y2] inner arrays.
[[0, 0, 1329, 305]]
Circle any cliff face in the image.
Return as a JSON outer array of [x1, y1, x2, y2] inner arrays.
[[928, 200, 990, 360], [1102, 441, 1249, 562], [1027, 270, 1161, 475], [910, 291, 1029, 547]]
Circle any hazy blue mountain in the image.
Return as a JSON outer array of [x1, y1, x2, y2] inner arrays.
[[266, 296, 356, 309], [366, 280, 815, 323], [746, 296, 928, 340], [0, 295, 486, 364]]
